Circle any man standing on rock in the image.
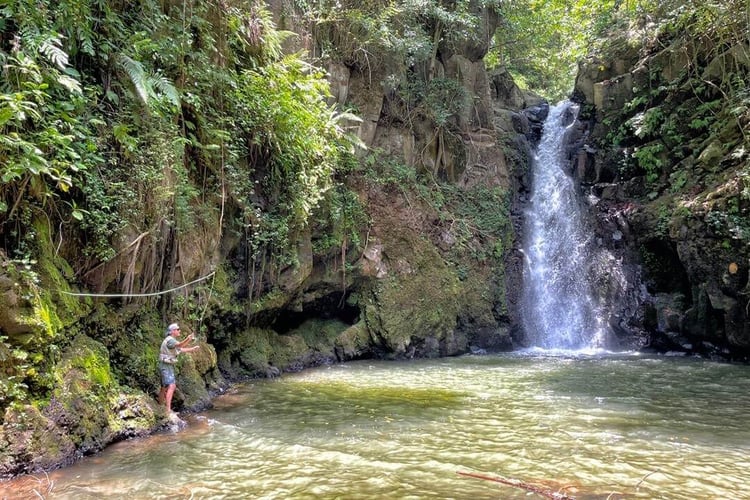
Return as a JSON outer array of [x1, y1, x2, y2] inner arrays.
[[158, 323, 199, 415]]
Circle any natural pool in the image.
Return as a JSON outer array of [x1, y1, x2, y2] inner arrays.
[[3, 352, 750, 499]]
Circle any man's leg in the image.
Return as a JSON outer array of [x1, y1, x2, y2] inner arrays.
[[159, 366, 176, 412], [165, 383, 176, 413]]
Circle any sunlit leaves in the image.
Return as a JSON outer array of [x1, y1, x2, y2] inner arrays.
[[57, 74, 82, 94], [235, 56, 342, 219], [228, 52, 362, 263], [492, 0, 620, 100], [226, 3, 291, 68], [0, 49, 90, 203], [39, 36, 68, 70]]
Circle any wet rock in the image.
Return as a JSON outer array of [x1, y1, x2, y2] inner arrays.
[[164, 412, 187, 432]]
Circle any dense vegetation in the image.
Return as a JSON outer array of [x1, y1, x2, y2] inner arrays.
[[0, 0, 366, 417], [489, 0, 658, 100], [0, 0, 362, 265], [603, 0, 748, 198], [581, 0, 749, 254]]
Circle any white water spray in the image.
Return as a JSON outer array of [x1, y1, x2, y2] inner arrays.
[[521, 101, 609, 350]]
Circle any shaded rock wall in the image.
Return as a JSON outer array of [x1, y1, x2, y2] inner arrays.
[[572, 28, 750, 359], [253, 0, 542, 359]]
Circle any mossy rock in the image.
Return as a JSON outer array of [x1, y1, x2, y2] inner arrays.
[[190, 341, 219, 376], [269, 333, 311, 370], [49, 334, 158, 450], [0, 334, 159, 477], [0, 260, 45, 341], [0, 404, 76, 477], [287, 318, 349, 354], [217, 321, 349, 379], [0, 246, 93, 415], [174, 352, 213, 411], [457, 264, 503, 326], [0, 246, 72, 344], [82, 305, 164, 395], [361, 229, 462, 357], [218, 327, 292, 378], [334, 321, 372, 360]]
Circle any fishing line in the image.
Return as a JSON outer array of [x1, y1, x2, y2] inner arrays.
[[60, 271, 216, 298]]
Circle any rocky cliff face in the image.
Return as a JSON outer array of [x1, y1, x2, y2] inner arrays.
[[241, 0, 551, 362], [571, 22, 750, 360]]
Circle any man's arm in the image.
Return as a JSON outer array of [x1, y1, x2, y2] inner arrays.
[[177, 333, 196, 348]]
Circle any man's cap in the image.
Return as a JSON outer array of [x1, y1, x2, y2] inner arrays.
[[166, 323, 180, 335]]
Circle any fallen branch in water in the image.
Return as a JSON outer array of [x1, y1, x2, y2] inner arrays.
[[635, 469, 659, 489], [457, 471, 575, 499]]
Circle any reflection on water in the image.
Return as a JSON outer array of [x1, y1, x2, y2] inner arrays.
[[2, 353, 750, 499]]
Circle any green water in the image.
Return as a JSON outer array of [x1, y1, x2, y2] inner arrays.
[[4, 353, 750, 499]]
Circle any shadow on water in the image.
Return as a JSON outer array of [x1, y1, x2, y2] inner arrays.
[[235, 374, 470, 437]]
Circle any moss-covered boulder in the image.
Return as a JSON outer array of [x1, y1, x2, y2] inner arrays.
[[217, 327, 309, 378], [455, 262, 513, 351], [334, 319, 373, 360], [359, 225, 463, 358], [0, 243, 89, 420], [52, 335, 158, 444], [216, 319, 356, 378], [0, 334, 158, 477], [0, 404, 75, 477], [171, 337, 223, 410]]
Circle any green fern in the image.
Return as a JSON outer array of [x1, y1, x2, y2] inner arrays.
[[117, 54, 150, 104], [150, 75, 179, 107], [39, 37, 68, 70], [117, 54, 180, 108], [57, 74, 81, 94]]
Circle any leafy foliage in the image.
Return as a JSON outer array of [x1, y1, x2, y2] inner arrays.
[[596, 0, 749, 194], [116, 54, 179, 110], [490, 0, 624, 100], [297, 0, 500, 70], [228, 56, 361, 268], [0, 0, 363, 271]]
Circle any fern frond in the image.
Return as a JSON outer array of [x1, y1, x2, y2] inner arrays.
[[77, 27, 96, 57], [39, 37, 68, 70], [57, 74, 82, 94], [18, 24, 41, 50], [333, 111, 363, 124], [117, 54, 151, 104], [151, 75, 180, 106]]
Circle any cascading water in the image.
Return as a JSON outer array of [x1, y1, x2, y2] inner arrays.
[[521, 101, 609, 350]]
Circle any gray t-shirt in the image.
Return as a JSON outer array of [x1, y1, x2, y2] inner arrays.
[[159, 336, 180, 368]]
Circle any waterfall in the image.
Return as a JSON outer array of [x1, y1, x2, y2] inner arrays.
[[521, 101, 609, 350]]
